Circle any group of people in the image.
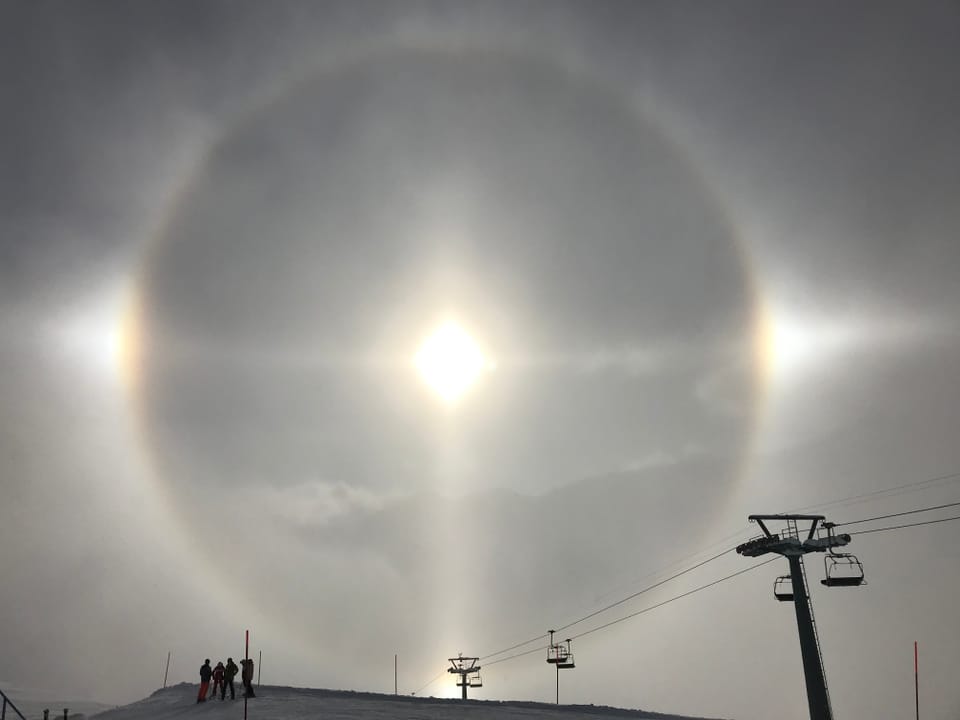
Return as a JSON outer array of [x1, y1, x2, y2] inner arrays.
[[197, 657, 256, 703]]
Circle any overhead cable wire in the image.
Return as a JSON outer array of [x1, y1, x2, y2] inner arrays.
[[835, 500, 960, 527], [479, 530, 751, 663], [484, 644, 548, 668], [568, 557, 778, 642], [483, 484, 960, 673], [412, 667, 449, 696], [422, 477, 960, 693], [480, 633, 548, 662], [552, 546, 737, 634], [848, 514, 960, 536], [589, 523, 754, 607], [791, 470, 960, 514], [484, 557, 778, 668]]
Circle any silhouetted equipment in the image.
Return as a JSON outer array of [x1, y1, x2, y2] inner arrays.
[[822, 554, 866, 586], [0, 686, 28, 720], [447, 654, 482, 700], [819, 523, 866, 588], [774, 575, 794, 602], [546, 630, 576, 704], [736, 513, 867, 720], [546, 630, 575, 668]]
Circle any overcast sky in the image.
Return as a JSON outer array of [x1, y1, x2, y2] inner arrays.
[[2, 3, 959, 719]]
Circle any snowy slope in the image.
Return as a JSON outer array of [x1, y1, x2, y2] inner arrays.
[[91, 684, 728, 720]]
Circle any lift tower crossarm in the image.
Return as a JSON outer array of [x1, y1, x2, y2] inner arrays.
[[748, 514, 825, 540], [447, 654, 481, 701]]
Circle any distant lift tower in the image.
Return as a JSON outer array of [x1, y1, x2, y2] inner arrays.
[[736, 514, 866, 720], [448, 654, 482, 700], [546, 630, 575, 704]]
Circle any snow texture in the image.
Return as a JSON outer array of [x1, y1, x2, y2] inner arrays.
[[90, 684, 728, 720]]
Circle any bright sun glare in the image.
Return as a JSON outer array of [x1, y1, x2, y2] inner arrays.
[[414, 322, 491, 403]]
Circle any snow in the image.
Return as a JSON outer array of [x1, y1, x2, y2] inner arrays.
[[89, 684, 728, 720]]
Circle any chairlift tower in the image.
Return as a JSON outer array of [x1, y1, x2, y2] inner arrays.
[[736, 514, 865, 720], [546, 630, 575, 704], [447, 654, 482, 700]]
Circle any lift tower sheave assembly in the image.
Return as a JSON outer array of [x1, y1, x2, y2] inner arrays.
[[736, 514, 864, 720], [447, 654, 482, 700]]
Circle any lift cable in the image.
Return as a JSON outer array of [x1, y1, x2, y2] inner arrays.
[[553, 546, 738, 634], [479, 544, 741, 664], [588, 523, 754, 608], [479, 632, 549, 662], [847, 513, 960, 536], [568, 557, 778, 642], [834, 500, 960, 527], [478, 471, 960, 669], [483, 557, 778, 669], [418, 476, 960, 694], [483, 644, 547, 668], [422, 543, 737, 694], [415, 512, 960, 693], [412, 668, 450, 696], [791, 470, 960, 514]]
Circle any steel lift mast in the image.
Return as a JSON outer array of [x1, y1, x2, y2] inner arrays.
[[736, 514, 859, 720], [447, 654, 482, 700], [546, 630, 575, 704]]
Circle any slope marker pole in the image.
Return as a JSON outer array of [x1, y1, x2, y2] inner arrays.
[[914, 641, 919, 720]]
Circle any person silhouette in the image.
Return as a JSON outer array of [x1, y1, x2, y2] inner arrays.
[[222, 658, 239, 700], [197, 659, 213, 703]]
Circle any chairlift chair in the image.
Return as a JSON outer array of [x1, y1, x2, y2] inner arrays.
[[468, 670, 483, 688], [546, 630, 568, 664], [557, 639, 575, 669], [817, 520, 866, 587], [547, 645, 568, 664], [821, 553, 865, 587], [773, 575, 794, 602]]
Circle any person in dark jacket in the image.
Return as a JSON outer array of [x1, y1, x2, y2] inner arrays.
[[210, 661, 225, 700], [197, 659, 213, 703], [241, 658, 256, 698], [222, 658, 239, 700]]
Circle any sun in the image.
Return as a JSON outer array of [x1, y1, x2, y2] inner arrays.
[[414, 322, 492, 403]]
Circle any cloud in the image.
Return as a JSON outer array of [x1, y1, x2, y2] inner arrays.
[[243, 480, 391, 528], [621, 442, 706, 472]]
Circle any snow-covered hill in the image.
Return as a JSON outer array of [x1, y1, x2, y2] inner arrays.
[[91, 683, 728, 720]]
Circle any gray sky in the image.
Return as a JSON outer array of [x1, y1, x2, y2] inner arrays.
[[2, 2, 959, 719]]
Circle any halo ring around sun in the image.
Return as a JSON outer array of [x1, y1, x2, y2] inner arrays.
[[117, 37, 771, 653]]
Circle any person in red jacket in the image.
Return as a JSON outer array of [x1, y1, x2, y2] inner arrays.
[[197, 659, 213, 703], [210, 662, 225, 700]]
